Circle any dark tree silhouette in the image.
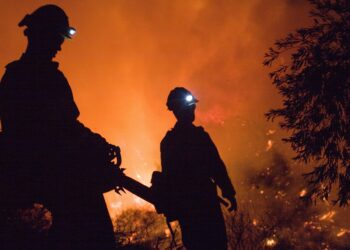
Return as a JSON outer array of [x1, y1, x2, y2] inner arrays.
[[264, 0, 350, 205]]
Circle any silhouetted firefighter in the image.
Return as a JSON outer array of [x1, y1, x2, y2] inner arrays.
[[158, 87, 238, 250], [0, 5, 123, 250]]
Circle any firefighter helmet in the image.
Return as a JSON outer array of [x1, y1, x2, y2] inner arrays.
[[166, 87, 198, 111], [18, 4, 76, 39]]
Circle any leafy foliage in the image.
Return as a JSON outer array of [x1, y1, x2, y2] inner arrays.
[[264, 0, 350, 205]]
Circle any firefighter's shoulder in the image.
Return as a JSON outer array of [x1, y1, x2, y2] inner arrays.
[[193, 125, 213, 143], [4, 60, 25, 75], [194, 125, 205, 132], [162, 129, 175, 142], [194, 125, 209, 136], [1, 61, 27, 87], [160, 128, 179, 148], [3, 59, 61, 82], [160, 132, 170, 152]]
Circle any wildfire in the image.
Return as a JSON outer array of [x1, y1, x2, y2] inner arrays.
[[319, 211, 336, 222]]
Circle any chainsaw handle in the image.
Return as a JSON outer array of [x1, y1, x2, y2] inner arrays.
[[114, 146, 122, 168], [108, 144, 122, 167]]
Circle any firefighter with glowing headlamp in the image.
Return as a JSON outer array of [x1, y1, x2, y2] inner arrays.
[[166, 87, 199, 111], [18, 5, 76, 39], [0, 5, 121, 250], [160, 87, 237, 250]]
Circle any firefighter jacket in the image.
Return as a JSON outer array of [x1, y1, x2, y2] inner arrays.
[[160, 122, 236, 215], [0, 54, 117, 249]]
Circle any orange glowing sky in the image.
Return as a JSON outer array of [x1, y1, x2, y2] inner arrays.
[[0, 0, 312, 217]]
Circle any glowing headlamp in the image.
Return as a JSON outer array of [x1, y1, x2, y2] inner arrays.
[[186, 95, 194, 102], [68, 28, 76, 36], [62, 27, 76, 39], [166, 87, 198, 111]]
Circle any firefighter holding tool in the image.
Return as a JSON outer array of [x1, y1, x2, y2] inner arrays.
[[158, 87, 237, 250], [0, 5, 123, 249]]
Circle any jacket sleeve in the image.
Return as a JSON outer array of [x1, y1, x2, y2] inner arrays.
[[205, 132, 236, 198], [57, 73, 119, 192], [160, 132, 180, 181], [0, 72, 6, 125], [160, 135, 171, 175]]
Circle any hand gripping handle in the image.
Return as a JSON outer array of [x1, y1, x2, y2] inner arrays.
[[110, 145, 125, 194], [114, 146, 122, 168]]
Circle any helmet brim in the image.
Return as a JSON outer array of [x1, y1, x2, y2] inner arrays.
[[62, 27, 76, 39]]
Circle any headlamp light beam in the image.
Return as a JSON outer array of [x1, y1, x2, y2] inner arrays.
[[186, 95, 193, 102]]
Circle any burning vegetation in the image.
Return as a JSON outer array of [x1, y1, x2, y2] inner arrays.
[[108, 149, 350, 249], [224, 150, 350, 250], [2, 149, 350, 249], [2, 116, 349, 249]]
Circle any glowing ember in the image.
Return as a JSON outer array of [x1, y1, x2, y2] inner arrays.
[[266, 129, 276, 135], [128, 232, 137, 243], [266, 140, 274, 151], [337, 228, 350, 237], [303, 221, 312, 227], [253, 219, 258, 226], [197, 105, 227, 125], [164, 228, 171, 238], [299, 189, 307, 197], [265, 238, 277, 247], [319, 211, 336, 221]]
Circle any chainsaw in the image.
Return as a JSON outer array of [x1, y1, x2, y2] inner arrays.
[[111, 146, 229, 216]]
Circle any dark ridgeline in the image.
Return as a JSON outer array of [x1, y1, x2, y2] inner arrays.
[[0, 5, 122, 250], [159, 87, 237, 250]]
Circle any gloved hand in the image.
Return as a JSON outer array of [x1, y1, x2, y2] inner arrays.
[[109, 145, 121, 165], [227, 195, 238, 212], [107, 144, 126, 194]]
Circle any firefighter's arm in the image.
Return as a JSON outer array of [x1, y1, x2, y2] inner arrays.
[[73, 120, 108, 148], [64, 119, 123, 192], [160, 134, 173, 176], [58, 74, 123, 191], [214, 157, 237, 212], [205, 133, 237, 211]]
